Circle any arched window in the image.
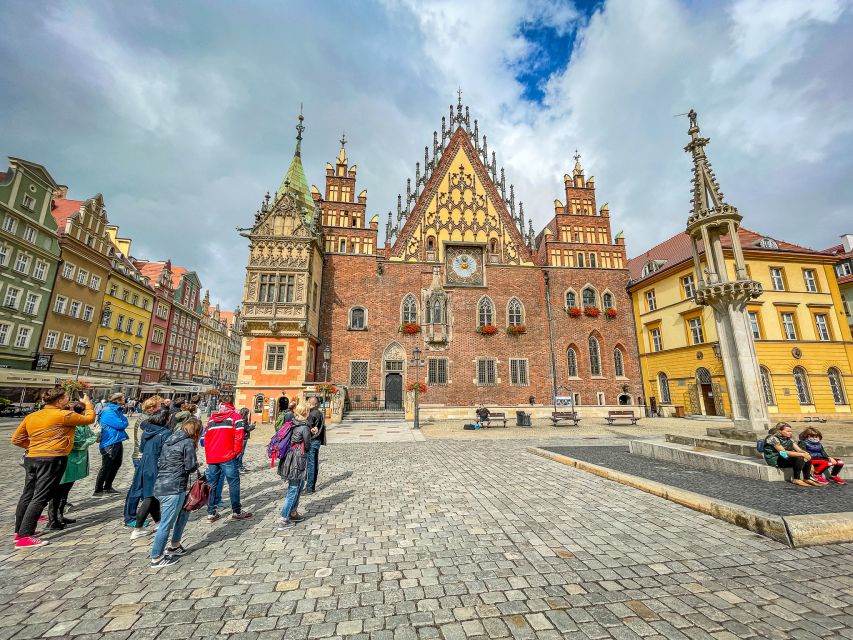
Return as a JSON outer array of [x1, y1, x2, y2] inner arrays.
[[582, 287, 597, 308], [760, 366, 775, 405], [828, 367, 847, 405], [756, 237, 779, 249], [401, 295, 418, 324], [567, 347, 578, 377], [490, 238, 498, 254], [696, 367, 712, 385], [603, 292, 614, 310], [614, 349, 624, 377], [658, 373, 671, 404], [577, 253, 585, 268], [793, 367, 811, 405], [589, 253, 597, 268], [508, 298, 524, 326], [565, 290, 577, 309], [431, 298, 443, 324], [427, 237, 435, 251], [478, 297, 494, 327], [349, 307, 366, 330], [589, 336, 601, 376]]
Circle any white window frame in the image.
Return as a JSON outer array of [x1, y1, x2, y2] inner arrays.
[[53, 295, 68, 314], [23, 226, 36, 243], [770, 267, 785, 291], [650, 328, 663, 353], [782, 312, 797, 340], [23, 293, 39, 316], [0, 322, 10, 346], [4, 287, 21, 309], [2, 216, 17, 233], [62, 263, 75, 279], [69, 300, 81, 318], [264, 344, 287, 371], [13, 253, 30, 274], [83, 305, 94, 322], [803, 269, 818, 293], [32, 259, 47, 281], [60, 333, 74, 352], [14, 326, 32, 349], [815, 314, 830, 341], [688, 317, 704, 345], [44, 331, 59, 350], [748, 311, 761, 340], [645, 290, 656, 311], [89, 274, 101, 291], [21, 195, 35, 211], [682, 275, 695, 299], [509, 358, 529, 386]]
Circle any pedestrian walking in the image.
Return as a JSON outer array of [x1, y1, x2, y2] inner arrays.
[[304, 396, 326, 494], [49, 401, 100, 530], [125, 396, 164, 527], [150, 417, 204, 568], [277, 391, 289, 421], [11, 388, 95, 548], [277, 402, 311, 530], [204, 395, 253, 522], [131, 406, 172, 540], [94, 393, 129, 496]]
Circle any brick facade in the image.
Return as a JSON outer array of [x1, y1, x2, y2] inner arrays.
[[238, 104, 642, 417]]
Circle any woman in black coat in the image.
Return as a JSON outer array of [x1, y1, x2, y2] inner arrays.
[[130, 406, 171, 539]]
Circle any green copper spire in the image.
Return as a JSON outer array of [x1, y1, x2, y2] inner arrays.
[[276, 112, 315, 215]]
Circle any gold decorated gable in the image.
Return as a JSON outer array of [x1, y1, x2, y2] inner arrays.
[[390, 129, 532, 266]]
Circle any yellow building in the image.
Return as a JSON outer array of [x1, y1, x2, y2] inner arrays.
[[89, 225, 155, 394], [629, 229, 853, 420]]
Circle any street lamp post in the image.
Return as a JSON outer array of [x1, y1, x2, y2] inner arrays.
[[74, 340, 90, 381], [322, 345, 332, 417], [411, 346, 423, 430]]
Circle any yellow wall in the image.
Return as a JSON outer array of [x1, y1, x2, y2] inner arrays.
[[630, 251, 853, 418]]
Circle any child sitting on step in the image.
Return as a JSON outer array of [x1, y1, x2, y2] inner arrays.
[[798, 427, 846, 485]]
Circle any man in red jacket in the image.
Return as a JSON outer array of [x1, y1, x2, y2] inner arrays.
[[204, 396, 253, 523]]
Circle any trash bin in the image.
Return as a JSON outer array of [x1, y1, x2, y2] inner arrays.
[[674, 405, 686, 418], [516, 411, 531, 427]]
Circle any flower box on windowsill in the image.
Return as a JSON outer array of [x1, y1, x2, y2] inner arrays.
[[406, 382, 427, 394], [584, 306, 600, 318], [568, 307, 582, 318], [605, 308, 617, 318], [477, 325, 497, 336], [400, 323, 421, 335], [347, 325, 368, 331], [506, 324, 527, 336]]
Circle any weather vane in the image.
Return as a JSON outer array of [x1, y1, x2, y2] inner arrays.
[[340, 131, 347, 149], [573, 149, 581, 163]]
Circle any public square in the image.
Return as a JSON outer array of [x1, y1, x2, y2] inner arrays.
[[2, 419, 853, 640]]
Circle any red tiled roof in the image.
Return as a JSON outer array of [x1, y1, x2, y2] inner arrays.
[[219, 310, 235, 326], [50, 198, 83, 232], [839, 274, 853, 285], [628, 227, 824, 283], [170, 266, 189, 289], [822, 243, 853, 260], [133, 260, 168, 281]]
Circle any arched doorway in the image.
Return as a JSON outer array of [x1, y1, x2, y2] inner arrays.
[[385, 373, 403, 410], [696, 367, 717, 416], [382, 342, 405, 411], [618, 394, 631, 406]]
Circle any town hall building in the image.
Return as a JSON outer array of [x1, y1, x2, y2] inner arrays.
[[235, 99, 640, 420]]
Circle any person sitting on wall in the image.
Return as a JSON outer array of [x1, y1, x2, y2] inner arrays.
[[762, 422, 819, 487]]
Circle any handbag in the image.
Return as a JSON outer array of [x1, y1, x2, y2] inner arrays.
[[182, 473, 211, 512]]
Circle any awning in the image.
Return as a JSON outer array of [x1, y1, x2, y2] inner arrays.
[[73, 376, 114, 388], [0, 369, 57, 388]]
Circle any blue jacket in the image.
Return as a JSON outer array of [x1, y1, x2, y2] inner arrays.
[[99, 403, 129, 449], [139, 420, 171, 498]]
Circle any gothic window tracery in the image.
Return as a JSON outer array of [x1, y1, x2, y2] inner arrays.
[[478, 297, 494, 327], [582, 287, 597, 308], [508, 298, 524, 326], [401, 295, 418, 324]]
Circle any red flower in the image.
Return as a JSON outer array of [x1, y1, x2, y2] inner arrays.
[[584, 306, 601, 317], [316, 383, 337, 395], [477, 324, 497, 335], [406, 382, 427, 394], [400, 323, 421, 334], [506, 324, 527, 336], [605, 308, 617, 318], [568, 307, 582, 317]]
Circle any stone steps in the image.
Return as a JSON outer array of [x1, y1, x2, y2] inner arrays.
[[630, 440, 853, 482]]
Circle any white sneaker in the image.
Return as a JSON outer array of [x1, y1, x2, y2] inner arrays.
[[130, 528, 152, 540]]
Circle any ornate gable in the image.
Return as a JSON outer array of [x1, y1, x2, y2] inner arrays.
[[387, 99, 535, 266]]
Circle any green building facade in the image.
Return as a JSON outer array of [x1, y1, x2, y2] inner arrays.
[[0, 158, 62, 371]]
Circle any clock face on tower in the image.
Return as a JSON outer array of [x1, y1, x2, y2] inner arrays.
[[445, 245, 485, 286]]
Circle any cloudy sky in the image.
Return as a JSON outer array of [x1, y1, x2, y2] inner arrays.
[[2, 0, 852, 309]]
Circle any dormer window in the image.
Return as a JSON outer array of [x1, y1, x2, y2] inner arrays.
[[755, 237, 778, 249], [641, 260, 666, 277]]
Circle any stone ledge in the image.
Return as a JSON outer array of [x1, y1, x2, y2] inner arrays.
[[528, 447, 853, 548]]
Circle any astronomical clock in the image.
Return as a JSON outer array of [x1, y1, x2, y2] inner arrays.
[[445, 244, 484, 287]]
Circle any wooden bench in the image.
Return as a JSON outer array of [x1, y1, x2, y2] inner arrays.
[[606, 410, 640, 425], [549, 411, 581, 427], [477, 412, 507, 428]]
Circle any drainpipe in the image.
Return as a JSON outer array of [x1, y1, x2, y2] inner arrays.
[[543, 270, 558, 413]]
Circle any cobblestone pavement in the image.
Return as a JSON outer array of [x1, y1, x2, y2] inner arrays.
[[2, 431, 853, 639]]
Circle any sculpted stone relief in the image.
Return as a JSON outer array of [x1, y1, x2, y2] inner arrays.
[[249, 241, 311, 269]]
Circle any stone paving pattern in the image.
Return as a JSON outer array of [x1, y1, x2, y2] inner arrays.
[[1, 425, 853, 639], [545, 445, 853, 516]]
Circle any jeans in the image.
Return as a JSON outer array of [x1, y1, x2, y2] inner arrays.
[[212, 474, 225, 507], [306, 440, 321, 491], [95, 443, 123, 492], [124, 458, 143, 524], [206, 458, 241, 515], [280, 480, 304, 520], [151, 492, 189, 559], [16, 456, 68, 536], [237, 434, 249, 468]]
